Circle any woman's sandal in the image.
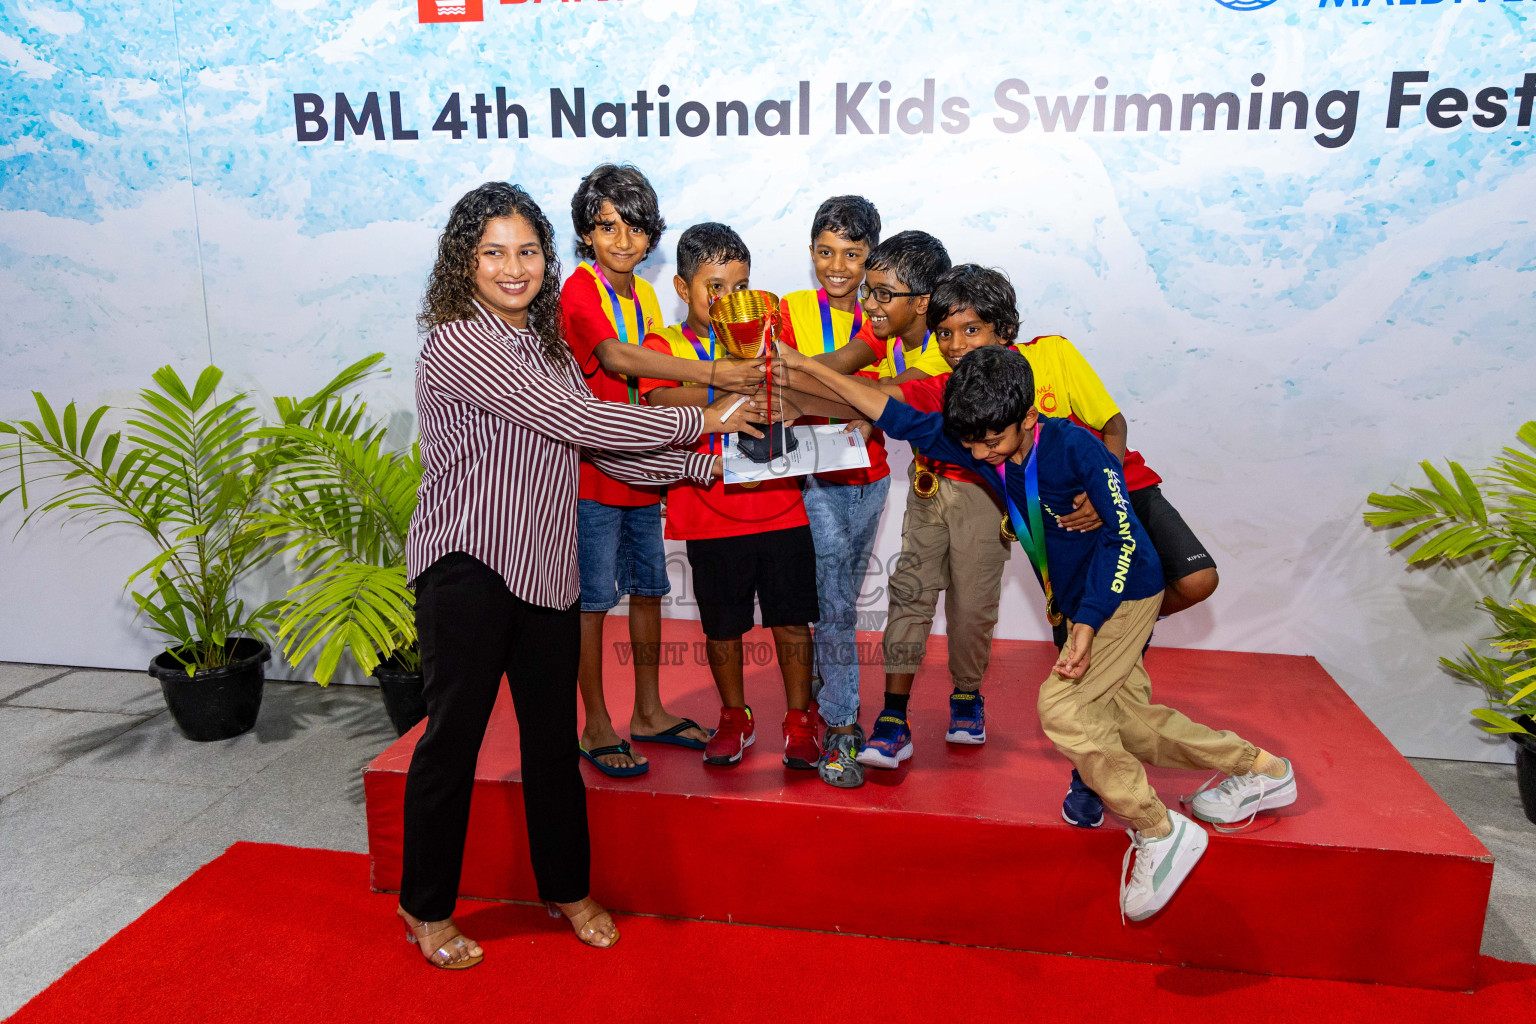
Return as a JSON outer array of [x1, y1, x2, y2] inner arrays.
[[398, 906, 484, 970], [546, 896, 620, 948]]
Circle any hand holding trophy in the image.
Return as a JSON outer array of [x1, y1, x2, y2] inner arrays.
[[708, 289, 798, 463]]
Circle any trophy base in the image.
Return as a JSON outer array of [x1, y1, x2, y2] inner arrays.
[[735, 422, 799, 463]]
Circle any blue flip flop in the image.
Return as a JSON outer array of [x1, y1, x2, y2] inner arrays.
[[631, 718, 714, 751], [579, 739, 649, 778]]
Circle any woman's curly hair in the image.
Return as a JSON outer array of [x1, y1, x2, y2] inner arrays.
[[419, 181, 566, 360]]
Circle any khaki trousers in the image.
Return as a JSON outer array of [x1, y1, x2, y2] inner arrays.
[[883, 464, 1012, 690], [1038, 592, 1257, 832]]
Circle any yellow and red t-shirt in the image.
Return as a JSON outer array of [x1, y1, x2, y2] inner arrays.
[[560, 262, 667, 506], [899, 335, 1162, 491], [778, 289, 889, 487], [639, 324, 808, 541], [857, 321, 952, 380]]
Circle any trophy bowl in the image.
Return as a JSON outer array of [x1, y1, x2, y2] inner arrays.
[[707, 288, 797, 464], [708, 289, 781, 360]]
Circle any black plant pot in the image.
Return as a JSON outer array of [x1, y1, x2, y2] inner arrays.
[[148, 638, 270, 742], [374, 661, 427, 736], [1515, 715, 1536, 827]]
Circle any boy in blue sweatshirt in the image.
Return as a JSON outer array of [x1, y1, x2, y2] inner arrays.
[[777, 344, 1299, 921]]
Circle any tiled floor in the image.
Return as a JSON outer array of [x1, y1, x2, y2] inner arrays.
[[0, 661, 1531, 1016]]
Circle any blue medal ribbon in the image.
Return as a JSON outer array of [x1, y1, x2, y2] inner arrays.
[[680, 322, 718, 455], [816, 288, 864, 354], [591, 263, 646, 404], [891, 331, 931, 377], [996, 422, 1062, 625]]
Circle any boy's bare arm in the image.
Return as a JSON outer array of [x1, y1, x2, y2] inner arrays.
[[887, 367, 932, 386], [644, 386, 711, 408], [812, 339, 878, 375], [773, 388, 861, 420], [595, 340, 765, 394], [1100, 413, 1128, 462], [777, 346, 890, 421]]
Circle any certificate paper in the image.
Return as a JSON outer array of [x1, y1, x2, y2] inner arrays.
[[721, 424, 871, 484]]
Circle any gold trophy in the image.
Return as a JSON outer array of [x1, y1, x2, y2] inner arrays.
[[709, 289, 798, 463]]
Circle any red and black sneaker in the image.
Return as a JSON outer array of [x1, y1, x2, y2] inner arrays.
[[782, 709, 822, 770], [703, 706, 755, 767]]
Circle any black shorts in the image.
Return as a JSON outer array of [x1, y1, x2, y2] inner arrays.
[[686, 525, 821, 640], [1130, 485, 1215, 585]]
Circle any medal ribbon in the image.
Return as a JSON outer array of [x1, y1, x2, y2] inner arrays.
[[680, 322, 718, 455], [816, 288, 864, 354], [891, 331, 931, 377], [995, 421, 1058, 620], [591, 263, 646, 404]]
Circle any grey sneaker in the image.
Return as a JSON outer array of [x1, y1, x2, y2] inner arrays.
[[1189, 757, 1297, 831], [819, 729, 866, 789]]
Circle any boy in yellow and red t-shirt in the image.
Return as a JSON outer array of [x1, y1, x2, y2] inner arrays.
[[638, 222, 830, 771], [772, 196, 893, 789]]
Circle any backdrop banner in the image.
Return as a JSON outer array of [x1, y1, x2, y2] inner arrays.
[[2, 0, 1532, 760]]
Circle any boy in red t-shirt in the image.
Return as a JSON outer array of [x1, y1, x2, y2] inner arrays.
[[638, 223, 833, 770], [561, 165, 756, 776]]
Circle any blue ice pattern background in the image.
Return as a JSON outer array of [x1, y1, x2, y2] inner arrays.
[[1, 0, 1534, 760]]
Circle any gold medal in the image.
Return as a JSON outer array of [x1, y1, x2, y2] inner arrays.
[[914, 468, 939, 499], [1000, 515, 1017, 542], [1046, 596, 1064, 627]]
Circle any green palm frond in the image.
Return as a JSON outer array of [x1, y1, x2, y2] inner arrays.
[[274, 559, 415, 685], [253, 365, 421, 684], [1368, 421, 1536, 735], [0, 355, 391, 673]]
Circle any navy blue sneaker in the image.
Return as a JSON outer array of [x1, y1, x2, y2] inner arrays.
[[1062, 769, 1104, 828], [856, 713, 913, 769], [945, 690, 986, 745]]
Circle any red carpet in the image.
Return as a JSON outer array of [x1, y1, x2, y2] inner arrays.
[[8, 843, 1534, 1024]]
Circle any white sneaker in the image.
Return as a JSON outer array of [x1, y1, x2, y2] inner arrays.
[[1120, 810, 1208, 923], [1189, 758, 1297, 831]]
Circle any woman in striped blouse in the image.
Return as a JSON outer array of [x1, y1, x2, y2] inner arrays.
[[397, 182, 756, 969]]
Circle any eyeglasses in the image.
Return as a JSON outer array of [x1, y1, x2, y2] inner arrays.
[[858, 283, 924, 303]]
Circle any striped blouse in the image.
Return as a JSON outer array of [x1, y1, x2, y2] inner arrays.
[[406, 302, 715, 609]]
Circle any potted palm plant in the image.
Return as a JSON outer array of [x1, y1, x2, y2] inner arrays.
[[256, 371, 425, 735], [0, 358, 382, 741], [1365, 420, 1536, 824]]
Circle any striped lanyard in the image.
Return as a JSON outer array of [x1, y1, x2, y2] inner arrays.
[[891, 331, 932, 376], [591, 263, 646, 403], [816, 288, 864, 354], [995, 422, 1059, 619], [680, 322, 718, 454]]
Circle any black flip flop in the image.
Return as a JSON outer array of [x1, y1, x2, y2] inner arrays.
[[631, 718, 713, 751], [579, 739, 649, 777]]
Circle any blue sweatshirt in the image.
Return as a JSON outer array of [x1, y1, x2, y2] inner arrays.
[[875, 400, 1164, 631]]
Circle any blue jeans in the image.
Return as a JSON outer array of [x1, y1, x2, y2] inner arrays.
[[576, 500, 670, 613], [802, 473, 891, 728]]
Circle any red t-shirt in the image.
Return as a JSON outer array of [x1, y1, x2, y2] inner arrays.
[[639, 329, 808, 541], [899, 375, 989, 488], [775, 299, 889, 488], [560, 268, 662, 507]]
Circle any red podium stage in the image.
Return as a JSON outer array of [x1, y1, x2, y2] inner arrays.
[[365, 617, 1492, 990]]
